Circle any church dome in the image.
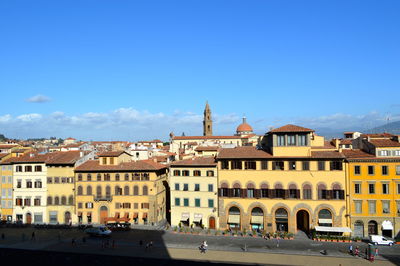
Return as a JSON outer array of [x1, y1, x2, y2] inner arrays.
[[236, 117, 253, 134]]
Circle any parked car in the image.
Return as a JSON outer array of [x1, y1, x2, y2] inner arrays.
[[369, 235, 394, 246], [84, 226, 112, 237]]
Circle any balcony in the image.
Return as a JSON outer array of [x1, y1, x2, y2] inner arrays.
[[94, 195, 113, 202]]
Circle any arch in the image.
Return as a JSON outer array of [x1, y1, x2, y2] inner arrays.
[[288, 183, 297, 190], [368, 220, 378, 235], [260, 182, 269, 189], [251, 207, 264, 215], [47, 196, 52, 205], [61, 196, 67, 205], [124, 185, 130, 195], [68, 195, 74, 205], [228, 206, 241, 230], [87, 185, 92, 195], [318, 209, 333, 227], [274, 182, 283, 189], [296, 210, 310, 233], [275, 208, 289, 232], [105, 186, 111, 197], [115, 173, 120, 181], [77, 185, 83, 195], [143, 185, 148, 195], [354, 220, 364, 238], [232, 182, 241, 188], [124, 173, 129, 180], [115, 185, 121, 195], [99, 206, 108, 224], [26, 213, 32, 224], [96, 185, 102, 197], [246, 182, 256, 189], [220, 182, 229, 188], [332, 182, 342, 190], [302, 183, 312, 199], [208, 216, 216, 229], [54, 196, 60, 205], [229, 206, 240, 214], [247, 202, 268, 215], [133, 185, 139, 195]]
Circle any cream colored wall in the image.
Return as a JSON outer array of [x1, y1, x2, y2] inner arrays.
[[170, 166, 218, 228]]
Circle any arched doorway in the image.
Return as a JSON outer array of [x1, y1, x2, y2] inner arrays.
[[64, 211, 71, 225], [209, 216, 216, 229], [354, 221, 364, 238], [318, 209, 332, 227], [99, 206, 108, 224], [251, 207, 264, 231], [26, 213, 32, 224], [275, 208, 288, 232], [228, 206, 241, 230], [368, 220, 378, 235], [296, 210, 309, 233]]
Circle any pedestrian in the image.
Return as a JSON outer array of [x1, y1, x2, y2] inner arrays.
[[149, 240, 153, 249], [354, 246, 359, 257], [31, 231, 36, 241], [276, 238, 280, 248], [349, 245, 353, 256], [200, 241, 207, 253], [365, 247, 369, 260], [374, 247, 378, 257], [145, 242, 150, 251]]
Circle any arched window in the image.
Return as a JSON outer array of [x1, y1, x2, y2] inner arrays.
[[68, 195, 74, 205], [124, 186, 129, 195], [87, 185, 92, 195], [78, 174, 82, 181], [288, 184, 298, 198], [54, 196, 60, 205], [96, 186, 102, 197], [332, 183, 343, 199], [143, 185, 148, 195], [220, 182, 229, 197], [275, 183, 284, 198], [105, 186, 111, 197], [251, 207, 264, 216], [115, 186, 121, 195], [193, 170, 201, 176], [87, 174, 92, 181], [229, 206, 240, 215], [318, 209, 332, 226], [228, 206, 241, 230], [125, 173, 129, 181], [233, 183, 241, 197], [247, 183, 255, 198], [104, 173, 110, 181], [133, 185, 139, 195], [115, 174, 120, 181], [318, 183, 327, 199], [206, 170, 214, 177], [260, 183, 269, 198], [47, 196, 52, 205], [275, 208, 288, 232], [77, 186, 83, 195], [97, 174, 101, 181], [302, 184, 312, 199], [61, 196, 67, 205]]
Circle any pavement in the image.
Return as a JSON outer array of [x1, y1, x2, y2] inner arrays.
[[0, 227, 399, 265]]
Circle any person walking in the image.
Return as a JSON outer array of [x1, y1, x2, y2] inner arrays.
[[200, 241, 208, 253], [31, 231, 36, 241], [349, 245, 353, 256]]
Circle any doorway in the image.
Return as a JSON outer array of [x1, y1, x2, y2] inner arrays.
[[296, 210, 309, 233], [100, 206, 108, 224], [368, 220, 378, 235], [64, 211, 71, 224], [209, 216, 216, 229], [275, 208, 288, 232], [26, 213, 32, 224]]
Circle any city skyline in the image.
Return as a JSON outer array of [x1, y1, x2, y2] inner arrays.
[[1, 1, 399, 140]]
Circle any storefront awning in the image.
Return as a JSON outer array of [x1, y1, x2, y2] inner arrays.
[[142, 213, 148, 219], [181, 212, 190, 220], [228, 214, 240, 224], [382, 220, 393, 230], [193, 213, 203, 223], [315, 226, 352, 233], [133, 212, 138, 219], [251, 215, 264, 224]]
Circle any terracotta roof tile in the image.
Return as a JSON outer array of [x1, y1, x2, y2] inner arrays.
[[368, 139, 400, 147], [75, 159, 166, 172], [310, 151, 344, 159], [269, 124, 314, 133], [46, 151, 84, 165], [195, 146, 219, 152], [8, 152, 54, 163], [98, 151, 128, 157], [0, 144, 19, 149], [173, 136, 242, 140], [340, 139, 353, 145], [217, 146, 272, 159], [0, 153, 9, 159], [171, 156, 217, 166], [342, 149, 375, 159]]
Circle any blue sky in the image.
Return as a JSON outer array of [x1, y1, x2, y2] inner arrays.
[[0, 0, 399, 140]]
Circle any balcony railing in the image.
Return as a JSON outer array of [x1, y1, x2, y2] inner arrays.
[[94, 195, 113, 202]]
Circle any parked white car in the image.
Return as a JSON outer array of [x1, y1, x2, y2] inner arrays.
[[84, 226, 112, 237], [369, 235, 394, 246]]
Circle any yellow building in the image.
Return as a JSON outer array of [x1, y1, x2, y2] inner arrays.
[[46, 151, 94, 224], [1, 153, 13, 221], [344, 135, 400, 238], [75, 151, 168, 225], [216, 125, 348, 234], [170, 157, 218, 229]]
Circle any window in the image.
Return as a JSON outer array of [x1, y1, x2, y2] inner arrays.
[[382, 166, 388, 175], [379, 150, 388, 156], [77, 186, 83, 195], [124, 186, 130, 195], [195, 198, 200, 207], [102, 158, 107, 164], [26, 180, 32, 188], [355, 201, 362, 214], [175, 198, 180, 206], [183, 184, 188, 191], [61, 196, 67, 205], [233, 187, 241, 197], [382, 201, 390, 214], [231, 160, 242, 170], [123, 203, 131, 209], [68, 196, 73, 205], [183, 198, 189, 207], [77, 174, 82, 181], [115, 186, 122, 195], [287, 134, 296, 146], [97, 174, 102, 181], [396, 165, 400, 175], [15, 198, 22, 206], [193, 170, 201, 176], [54, 196, 60, 205], [368, 166, 374, 175], [16, 166, 22, 172], [330, 161, 342, 170], [34, 198, 41, 206], [87, 186, 92, 195], [221, 160, 229, 170], [247, 189, 254, 198], [25, 165, 32, 172], [194, 184, 200, 191], [354, 183, 361, 194], [369, 183, 375, 194], [115, 174, 120, 181], [61, 177, 67, 183], [134, 203, 138, 209], [206, 170, 214, 177], [368, 201, 376, 214], [104, 174, 110, 181], [173, 170, 181, 176], [78, 202, 83, 209], [318, 161, 325, 171], [8, 176, 12, 183], [272, 161, 284, 170], [382, 183, 389, 194], [175, 183, 180, 191], [288, 161, 296, 170], [261, 161, 268, 170], [208, 184, 213, 192], [244, 161, 256, 170], [24, 198, 31, 206], [261, 188, 269, 198], [303, 184, 312, 199], [208, 199, 214, 208], [34, 180, 42, 188], [86, 202, 93, 209], [49, 212, 57, 223], [354, 165, 361, 175], [395, 150, 400, 156], [115, 203, 121, 209], [34, 165, 42, 172], [54, 177, 60, 183], [109, 157, 114, 164], [302, 161, 309, 171], [133, 186, 139, 195], [87, 174, 91, 181], [17, 180, 22, 188], [1, 176, 5, 183], [277, 135, 285, 146], [398, 183, 400, 194], [182, 170, 190, 176], [142, 185, 148, 195], [298, 135, 307, 146]]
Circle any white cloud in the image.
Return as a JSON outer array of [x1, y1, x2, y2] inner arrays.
[[0, 114, 12, 123], [16, 113, 42, 122], [26, 94, 51, 103]]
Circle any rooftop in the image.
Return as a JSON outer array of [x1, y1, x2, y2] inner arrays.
[[269, 124, 314, 133], [171, 156, 217, 166], [75, 159, 166, 172]]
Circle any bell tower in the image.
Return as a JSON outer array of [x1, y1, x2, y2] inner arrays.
[[203, 101, 213, 136]]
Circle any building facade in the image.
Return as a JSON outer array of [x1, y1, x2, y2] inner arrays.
[[74, 151, 168, 225], [216, 125, 348, 234], [170, 157, 218, 229]]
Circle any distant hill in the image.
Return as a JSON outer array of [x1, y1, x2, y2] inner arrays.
[[369, 120, 400, 134]]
